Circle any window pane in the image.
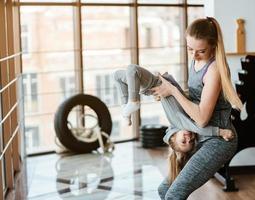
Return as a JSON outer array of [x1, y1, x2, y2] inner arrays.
[[138, 6, 183, 126], [20, 7, 74, 52], [82, 6, 133, 141], [188, 6, 205, 25], [20, 6, 76, 154]]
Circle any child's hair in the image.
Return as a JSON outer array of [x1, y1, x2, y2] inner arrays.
[[186, 17, 243, 111], [167, 134, 196, 184]]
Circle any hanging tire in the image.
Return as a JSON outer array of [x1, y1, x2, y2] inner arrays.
[[54, 94, 112, 153]]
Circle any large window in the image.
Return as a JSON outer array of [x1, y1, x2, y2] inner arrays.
[[19, 0, 204, 154]]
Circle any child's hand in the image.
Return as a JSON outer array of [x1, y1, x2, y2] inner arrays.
[[153, 95, 161, 101], [219, 129, 234, 141]]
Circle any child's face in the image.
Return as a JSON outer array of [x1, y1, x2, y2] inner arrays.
[[174, 130, 195, 153], [186, 35, 214, 61]]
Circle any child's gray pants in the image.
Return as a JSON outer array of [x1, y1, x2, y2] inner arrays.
[[114, 64, 160, 104]]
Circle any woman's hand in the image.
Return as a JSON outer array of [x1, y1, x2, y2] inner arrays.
[[150, 75, 176, 98], [219, 129, 234, 141]]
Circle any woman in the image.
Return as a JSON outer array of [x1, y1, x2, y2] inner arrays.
[[153, 17, 243, 199]]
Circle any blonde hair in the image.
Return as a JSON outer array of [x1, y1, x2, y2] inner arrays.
[[186, 17, 243, 110], [167, 134, 195, 184]]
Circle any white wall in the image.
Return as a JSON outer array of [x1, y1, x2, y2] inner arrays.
[[205, 0, 255, 82]]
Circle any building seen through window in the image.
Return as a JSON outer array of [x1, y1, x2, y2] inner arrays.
[[21, 24, 29, 54], [96, 74, 118, 106], [23, 73, 38, 113], [25, 126, 40, 154], [59, 76, 75, 99]]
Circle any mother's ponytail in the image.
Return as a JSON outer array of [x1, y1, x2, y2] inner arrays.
[[210, 17, 243, 110]]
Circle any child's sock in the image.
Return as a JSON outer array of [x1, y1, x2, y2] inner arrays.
[[122, 101, 140, 117], [121, 104, 132, 126]]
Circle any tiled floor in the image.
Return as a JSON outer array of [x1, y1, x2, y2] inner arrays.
[[26, 142, 168, 200], [14, 141, 255, 200]]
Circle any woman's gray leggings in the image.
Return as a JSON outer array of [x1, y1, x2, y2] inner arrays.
[[114, 64, 237, 199], [158, 135, 237, 200], [159, 96, 237, 199]]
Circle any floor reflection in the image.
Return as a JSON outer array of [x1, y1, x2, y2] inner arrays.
[[26, 142, 165, 200]]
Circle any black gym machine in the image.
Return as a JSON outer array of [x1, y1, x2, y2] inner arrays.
[[215, 55, 255, 191]]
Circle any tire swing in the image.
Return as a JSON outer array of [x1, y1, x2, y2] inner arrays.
[[54, 94, 114, 153]]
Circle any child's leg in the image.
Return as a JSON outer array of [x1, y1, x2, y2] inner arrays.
[[123, 64, 160, 117], [114, 65, 159, 124], [114, 65, 159, 103], [114, 70, 129, 105], [125, 64, 160, 100], [114, 70, 133, 125]]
